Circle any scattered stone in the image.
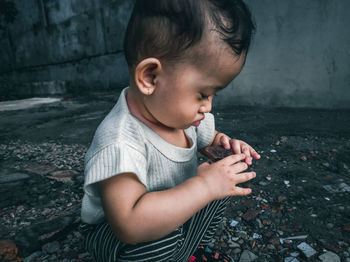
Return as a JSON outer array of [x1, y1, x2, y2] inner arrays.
[[229, 242, 240, 248], [252, 233, 262, 239], [326, 223, 334, 229], [285, 257, 299, 262], [280, 235, 308, 243], [284, 181, 291, 187], [267, 244, 276, 250], [322, 162, 330, 168], [42, 241, 60, 254], [270, 149, 277, 153], [0, 240, 19, 261], [323, 183, 350, 193], [14, 213, 79, 256], [300, 156, 307, 161], [278, 196, 287, 202], [239, 250, 258, 262], [297, 242, 316, 258], [318, 251, 340, 262], [280, 136, 287, 142], [242, 210, 259, 222], [259, 181, 269, 186], [230, 220, 239, 227], [0, 171, 30, 184], [290, 252, 299, 257], [231, 248, 242, 255], [23, 251, 42, 262]]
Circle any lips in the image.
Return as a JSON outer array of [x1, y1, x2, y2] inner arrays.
[[192, 120, 202, 127]]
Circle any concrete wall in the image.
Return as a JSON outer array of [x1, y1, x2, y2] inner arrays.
[[1, 0, 350, 108], [0, 0, 133, 94], [215, 0, 350, 109]]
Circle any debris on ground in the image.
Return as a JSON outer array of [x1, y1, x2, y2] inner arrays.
[[1, 93, 349, 261]]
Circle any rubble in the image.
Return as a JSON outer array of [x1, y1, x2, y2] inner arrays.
[[239, 250, 258, 262], [1, 92, 349, 261], [297, 242, 317, 259], [318, 251, 341, 262]]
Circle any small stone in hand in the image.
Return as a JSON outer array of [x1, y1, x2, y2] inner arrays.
[[199, 145, 233, 163]]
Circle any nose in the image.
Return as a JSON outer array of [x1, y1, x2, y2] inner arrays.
[[199, 97, 212, 113]]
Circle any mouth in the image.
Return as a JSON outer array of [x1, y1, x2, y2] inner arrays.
[[192, 117, 204, 127], [192, 120, 201, 127]]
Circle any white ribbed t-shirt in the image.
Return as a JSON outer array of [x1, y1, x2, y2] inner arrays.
[[81, 87, 215, 224]]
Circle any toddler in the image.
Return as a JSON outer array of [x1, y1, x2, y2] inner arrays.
[[81, 0, 258, 261]]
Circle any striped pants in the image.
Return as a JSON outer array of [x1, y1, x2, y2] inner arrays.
[[81, 197, 230, 262]]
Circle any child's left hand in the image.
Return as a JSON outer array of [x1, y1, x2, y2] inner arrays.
[[212, 132, 260, 165]]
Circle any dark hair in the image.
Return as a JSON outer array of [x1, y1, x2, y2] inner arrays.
[[123, 0, 256, 68]]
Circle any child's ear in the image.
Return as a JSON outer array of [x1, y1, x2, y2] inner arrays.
[[134, 58, 162, 95]]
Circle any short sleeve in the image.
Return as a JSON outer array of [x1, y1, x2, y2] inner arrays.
[[196, 112, 215, 149], [83, 142, 148, 197]]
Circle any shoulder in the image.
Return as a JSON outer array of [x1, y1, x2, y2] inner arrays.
[[85, 92, 146, 162]]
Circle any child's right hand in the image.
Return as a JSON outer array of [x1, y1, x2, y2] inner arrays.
[[197, 153, 256, 200]]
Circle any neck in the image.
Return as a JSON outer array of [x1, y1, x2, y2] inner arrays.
[[126, 88, 175, 132]]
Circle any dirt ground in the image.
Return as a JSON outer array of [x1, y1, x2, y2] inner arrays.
[[0, 91, 349, 262]]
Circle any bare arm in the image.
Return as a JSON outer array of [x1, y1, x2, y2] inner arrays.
[[99, 172, 212, 244], [100, 154, 254, 244]]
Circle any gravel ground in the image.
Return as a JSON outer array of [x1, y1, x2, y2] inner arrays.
[[0, 93, 349, 262]]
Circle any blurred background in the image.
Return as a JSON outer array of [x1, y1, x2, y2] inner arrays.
[[0, 0, 349, 107]]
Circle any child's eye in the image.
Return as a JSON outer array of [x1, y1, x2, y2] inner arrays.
[[200, 93, 210, 100]]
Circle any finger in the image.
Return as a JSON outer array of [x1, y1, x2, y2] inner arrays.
[[200, 161, 211, 167], [217, 153, 246, 165], [220, 136, 231, 150], [231, 161, 249, 173], [242, 146, 251, 157], [231, 139, 241, 154], [250, 148, 261, 159], [241, 146, 252, 165], [233, 186, 252, 196], [232, 171, 256, 184]]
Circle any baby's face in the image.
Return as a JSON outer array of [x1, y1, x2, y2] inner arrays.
[[143, 42, 246, 130]]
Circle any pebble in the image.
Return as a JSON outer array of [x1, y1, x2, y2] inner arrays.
[[267, 244, 276, 250], [42, 241, 60, 254], [231, 248, 242, 254], [239, 250, 258, 262], [229, 242, 240, 248], [318, 251, 340, 262], [259, 181, 269, 186], [23, 251, 42, 262], [326, 223, 334, 229], [297, 242, 316, 258], [285, 257, 299, 262]]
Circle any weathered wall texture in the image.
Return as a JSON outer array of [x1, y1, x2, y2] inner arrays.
[[216, 0, 350, 109], [0, 0, 133, 94], [1, 0, 350, 108]]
